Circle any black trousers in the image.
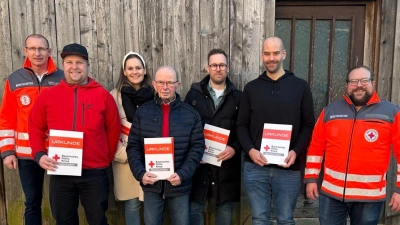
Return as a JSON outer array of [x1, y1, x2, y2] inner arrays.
[[49, 168, 109, 225]]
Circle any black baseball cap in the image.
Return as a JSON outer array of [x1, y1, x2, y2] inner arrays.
[[60, 43, 89, 60]]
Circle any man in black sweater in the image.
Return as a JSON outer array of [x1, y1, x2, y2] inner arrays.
[[185, 49, 242, 225], [237, 37, 315, 225]]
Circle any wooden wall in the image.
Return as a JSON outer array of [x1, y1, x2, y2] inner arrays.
[[0, 0, 274, 224]]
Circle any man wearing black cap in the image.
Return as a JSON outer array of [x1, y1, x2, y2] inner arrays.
[[28, 43, 120, 225]]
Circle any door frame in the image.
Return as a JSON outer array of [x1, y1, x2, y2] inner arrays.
[[276, 0, 381, 80]]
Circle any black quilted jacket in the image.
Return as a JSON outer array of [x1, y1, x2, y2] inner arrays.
[[127, 93, 205, 197]]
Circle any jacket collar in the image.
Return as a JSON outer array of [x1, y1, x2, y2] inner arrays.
[[23, 57, 58, 75], [343, 90, 380, 106], [191, 75, 236, 95], [155, 93, 182, 109]]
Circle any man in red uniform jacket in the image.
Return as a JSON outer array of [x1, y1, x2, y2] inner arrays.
[[0, 34, 64, 225], [28, 43, 120, 225], [305, 66, 400, 224]]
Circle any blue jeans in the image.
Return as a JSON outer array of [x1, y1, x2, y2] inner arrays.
[[319, 193, 383, 225], [189, 201, 232, 225], [125, 197, 141, 225], [49, 169, 109, 225], [244, 162, 300, 225], [144, 191, 189, 225], [18, 159, 45, 225]]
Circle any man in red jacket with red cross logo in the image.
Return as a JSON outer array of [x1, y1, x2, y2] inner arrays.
[[0, 34, 63, 225], [305, 66, 400, 224]]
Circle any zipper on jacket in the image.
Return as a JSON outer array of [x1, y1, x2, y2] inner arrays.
[[163, 181, 166, 199], [72, 87, 78, 131], [82, 102, 85, 126], [39, 74, 48, 93], [342, 108, 359, 201]]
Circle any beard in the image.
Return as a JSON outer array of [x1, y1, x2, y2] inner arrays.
[[264, 60, 281, 74], [348, 87, 373, 106]]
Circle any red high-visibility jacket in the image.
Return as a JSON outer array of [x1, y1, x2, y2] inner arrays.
[[304, 91, 400, 202], [0, 58, 63, 159]]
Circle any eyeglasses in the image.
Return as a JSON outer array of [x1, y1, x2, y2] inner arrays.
[[25, 47, 49, 53], [154, 80, 178, 87], [208, 64, 227, 71], [347, 78, 371, 86]]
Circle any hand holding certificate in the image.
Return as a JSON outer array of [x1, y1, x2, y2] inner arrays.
[[47, 129, 84, 176], [202, 124, 230, 167], [259, 123, 292, 165]]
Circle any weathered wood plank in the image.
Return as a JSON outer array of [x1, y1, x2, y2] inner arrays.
[[199, 0, 229, 82], [80, 0, 99, 84], [0, 0, 13, 101], [107, 2, 126, 222], [25, 0, 39, 35], [54, 0, 80, 65], [162, 0, 175, 68], [391, 1, 400, 106], [97, 0, 113, 90], [150, 0, 163, 78], [377, 0, 395, 100], [9, 0, 27, 69], [183, 0, 201, 99], [363, 2, 376, 69], [229, 0, 244, 90], [242, 0, 263, 88], [138, 0, 153, 77], [0, 165, 5, 225], [173, 0, 187, 96], [4, 1, 27, 224], [229, 1, 244, 223], [123, 0, 139, 55]]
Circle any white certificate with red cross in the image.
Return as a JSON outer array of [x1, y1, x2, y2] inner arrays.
[[47, 129, 83, 176], [202, 124, 230, 167], [144, 137, 174, 180], [260, 123, 292, 165]]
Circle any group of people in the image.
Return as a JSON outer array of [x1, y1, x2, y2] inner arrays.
[[0, 34, 400, 225]]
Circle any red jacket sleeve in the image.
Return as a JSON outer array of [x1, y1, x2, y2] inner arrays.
[[0, 80, 17, 158], [104, 92, 120, 163], [392, 109, 400, 193], [28, 90, 49, 161], [304, 109, 326, 183]]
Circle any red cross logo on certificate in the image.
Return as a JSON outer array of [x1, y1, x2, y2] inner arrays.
[[205, 145, 208, 151], [53, 154, 60, 162], [264, 145, 270, 152], [119, 138, 123, 143], [149, 161, 155, 168]]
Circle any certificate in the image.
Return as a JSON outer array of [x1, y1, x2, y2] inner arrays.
[[47, 129, 83, 176], [117, 119, 131, 150], [144, 137, 174, 180], [202, 124, 230, 167], [259, 123, 292, 165]]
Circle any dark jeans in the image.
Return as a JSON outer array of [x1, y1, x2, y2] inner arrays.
[[18, 159, 45, 225], [49, 168, 110, 225], [319, 193, 383, 225], [144, 191, 190, 225]]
